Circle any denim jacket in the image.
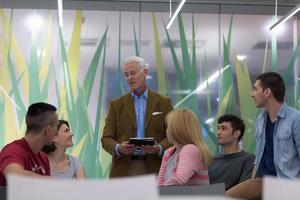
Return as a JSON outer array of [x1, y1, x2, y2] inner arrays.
[[255, 103, 300, 178]]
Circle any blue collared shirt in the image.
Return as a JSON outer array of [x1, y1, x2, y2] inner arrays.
[[255, 103, 300, 179], [132, 89, 148, 139]]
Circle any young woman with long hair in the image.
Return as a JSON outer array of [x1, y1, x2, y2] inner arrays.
[[157, 109, 212, 185]]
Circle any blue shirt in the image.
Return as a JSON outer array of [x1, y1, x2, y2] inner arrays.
[[132, 89, 148, 138], [255, 103, 300, 179], [256, 115, 277, 177]]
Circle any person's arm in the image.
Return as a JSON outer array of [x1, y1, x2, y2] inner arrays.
[[167, 145, 202, 185], [75, 166, 86, 179], [157, 151, 169, 185], [293, 114, 300, 159], [239, 156, 255, 182], [3, 163, 45, 177], [101, 101, 120, 156], [156, 97, 173, 152], [101, 101, 136, 157], [0, 144, 48, 180], [251, 165, 256, 179]]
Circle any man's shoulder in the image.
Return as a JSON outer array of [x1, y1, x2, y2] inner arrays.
[[284, 104, 300, 117], [149, 90, 170, 99], [0, 138, 28, 171], [109, 93, 131, 104], [0, 139, 26, 154], [240, 151, 255, 160], [148, 90, 172, 106], [214, 151, 254, 161]]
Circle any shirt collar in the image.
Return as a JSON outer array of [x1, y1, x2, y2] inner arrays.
[[131, 88, 148, 99], [262, 102, 287, 120], [276, 102, 287, 119]]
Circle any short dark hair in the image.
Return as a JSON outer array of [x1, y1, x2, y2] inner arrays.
[[218, 114, 245, 141], [256, 72, 285, 102], [26, 102, 57, 134], [42, 119, 70, 154], [58, 119, 69, 130]]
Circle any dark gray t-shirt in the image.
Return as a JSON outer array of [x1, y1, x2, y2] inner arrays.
[[208, 151, 255, 190]]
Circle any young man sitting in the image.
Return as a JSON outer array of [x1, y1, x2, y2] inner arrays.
[[209, 114, 255, 190]]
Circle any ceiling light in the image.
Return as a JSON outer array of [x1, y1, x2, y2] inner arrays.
[[266, 19, 286, 36], [57, 0, 64, 27], [166, 0, 186, 30], [174, 64, 230, 108], [26, 13, 44, 33], [270, 3, 300, 31], [172, 90, 192, 94], [37, 49, 46, 58], [237, 55, 247, 61], [205, 118, 214, 124]]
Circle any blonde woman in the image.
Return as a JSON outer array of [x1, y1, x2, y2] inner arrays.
[[157, 109, 212, 185], [42, 120, 86, 179]]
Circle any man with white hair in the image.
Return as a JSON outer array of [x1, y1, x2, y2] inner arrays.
[[101, 56, 173, 177]]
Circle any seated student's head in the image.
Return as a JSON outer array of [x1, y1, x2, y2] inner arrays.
[[217, 114, 245, 146], [25, 102, 58, 145], [165, 108, 212, 165], [42, 120, 73, 153]]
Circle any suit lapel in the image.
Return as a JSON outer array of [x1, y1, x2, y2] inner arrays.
[[145, 90, 158, 129], [122, 93, 136, 128]]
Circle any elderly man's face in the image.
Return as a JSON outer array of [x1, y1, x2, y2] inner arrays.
[[124, 61, 148, 95]]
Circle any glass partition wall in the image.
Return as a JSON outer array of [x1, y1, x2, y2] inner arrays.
[[0, 1, 299, 177]]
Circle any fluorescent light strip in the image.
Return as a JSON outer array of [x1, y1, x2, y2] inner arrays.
[[270, 3, 300, 31], [174, 64, 230, 108], [169, 0, 172, 18], [166, 0, 186, 29], [58, 0, 63, 27]]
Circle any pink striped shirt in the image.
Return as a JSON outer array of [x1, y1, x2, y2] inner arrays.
[[157, 144, 209, 186]]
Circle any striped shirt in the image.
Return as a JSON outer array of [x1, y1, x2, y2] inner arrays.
[[157, 144, 209, 186]]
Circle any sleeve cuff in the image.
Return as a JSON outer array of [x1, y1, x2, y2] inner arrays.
[[114, 144, 121, 158], [158, 144, 164, 157]]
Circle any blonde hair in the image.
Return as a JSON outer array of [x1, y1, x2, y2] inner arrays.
[[166, 108, 212, 165]]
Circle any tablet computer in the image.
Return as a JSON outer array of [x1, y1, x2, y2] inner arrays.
[[129, 137, 155, 146]]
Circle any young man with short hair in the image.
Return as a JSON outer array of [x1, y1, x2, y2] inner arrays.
[[209, 114, 254, 190], [0, 102, 58, 186], [226, 72, 300, 200]]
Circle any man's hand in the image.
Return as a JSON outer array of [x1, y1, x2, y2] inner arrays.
[[141, 144, 160, 154], [119, 141, 136, 155]]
